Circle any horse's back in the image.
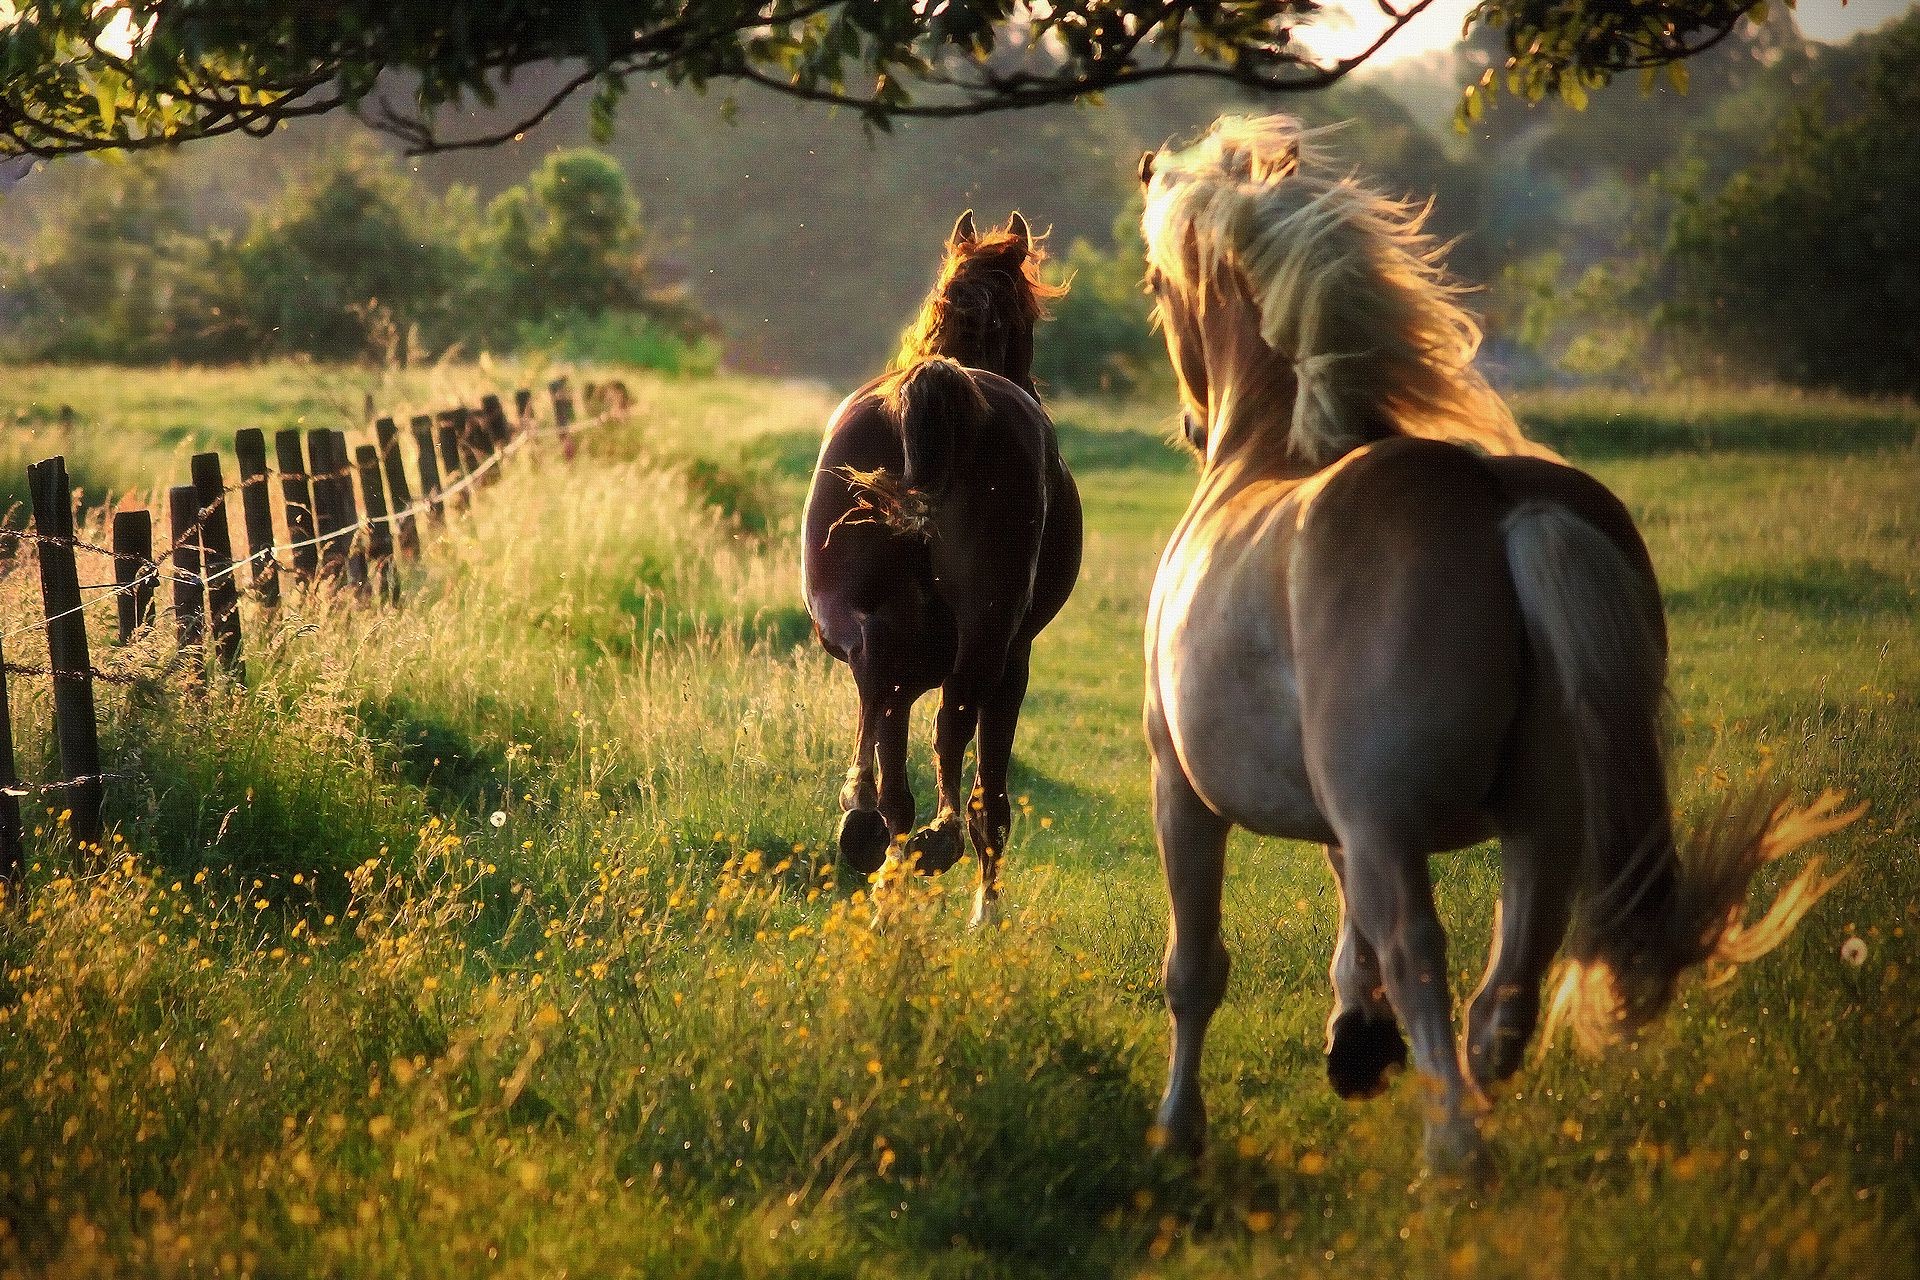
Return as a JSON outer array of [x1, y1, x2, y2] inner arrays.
[[802, 366, 1074, 679]]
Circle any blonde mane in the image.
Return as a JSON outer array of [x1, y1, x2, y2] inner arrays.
[[1141, 114, 1555, 467]]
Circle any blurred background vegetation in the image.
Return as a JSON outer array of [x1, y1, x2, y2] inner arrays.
[[1, 6, 1912, 398]]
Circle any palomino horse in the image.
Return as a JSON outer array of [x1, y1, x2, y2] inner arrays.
[[1136, 117, 1858, 1175], [803, 212, 1083, 926]]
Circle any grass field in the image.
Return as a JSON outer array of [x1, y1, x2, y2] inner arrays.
[[0, 363, 1913, 1278]]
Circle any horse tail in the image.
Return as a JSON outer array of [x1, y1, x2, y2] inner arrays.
[[1501, 501, 1857, 1055], [887, 357, 987, 502]]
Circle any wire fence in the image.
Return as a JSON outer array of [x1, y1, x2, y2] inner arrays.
[[0, 374, 634, 878]]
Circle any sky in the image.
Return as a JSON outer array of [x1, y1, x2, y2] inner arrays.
[[1293, 0, 1918, 64]]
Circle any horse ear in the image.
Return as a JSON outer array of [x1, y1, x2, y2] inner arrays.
[[1006, 211, 1032, 255], [949, 209, 977, 249], [1138, 151, 1155, 185]]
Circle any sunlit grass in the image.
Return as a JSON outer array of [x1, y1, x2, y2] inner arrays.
[[0, 363, 1911, 1277]]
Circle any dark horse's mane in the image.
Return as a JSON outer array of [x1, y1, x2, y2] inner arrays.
[[892, 229, 1065, 380]]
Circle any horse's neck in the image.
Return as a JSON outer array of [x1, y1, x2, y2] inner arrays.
[[1203, 297, 1316, 482]]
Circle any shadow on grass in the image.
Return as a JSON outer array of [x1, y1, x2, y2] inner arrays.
[[1665, 560, 1915, 618], [356, 693, 512, 811]]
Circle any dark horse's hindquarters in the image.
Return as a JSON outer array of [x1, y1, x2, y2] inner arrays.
[[801, 213, 1082, 926]]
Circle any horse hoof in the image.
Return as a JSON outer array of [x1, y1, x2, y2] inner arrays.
[[1326, 1009, 1408, 1100], [1420, 1121, 1496, 1191], [837, 809, 891, 875], [1150, 1092, 1206, 1162], [904, 817, 965, 875], [968, 886, 999, 930]]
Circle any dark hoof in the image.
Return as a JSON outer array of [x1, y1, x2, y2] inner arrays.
[[904, 817, 965, 875], [1327, 1009, 1408, 1100], [837, 809, 891, 875]]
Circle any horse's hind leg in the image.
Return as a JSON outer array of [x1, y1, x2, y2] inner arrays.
[[1340, 834, 1488, 1179], [1324, 843, 1408, 1099], [903, 681, 974, 876], [965, 640, 1031, 928], [1467, 817, 1576, 1088], [836, 686, 892, 875], [1150, 746, 1232, 1158]]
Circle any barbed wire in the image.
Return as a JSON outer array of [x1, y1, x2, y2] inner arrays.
[[2, 771, 136, 798], [0, 397, 627, 645]]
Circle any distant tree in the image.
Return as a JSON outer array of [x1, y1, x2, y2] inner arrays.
[[0, 0, 1788, 158], [0, 158, 192, 360], [1034, 203, 1165, 397], [479, 148, 708, 354], [487, 150, 648, 318], [217, 142, 470, 360], [1664, 10, 1920, 393]]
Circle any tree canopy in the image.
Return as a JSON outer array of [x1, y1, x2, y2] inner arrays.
[[0, 0, 1782, 157]]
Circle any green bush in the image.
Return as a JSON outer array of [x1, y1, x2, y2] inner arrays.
[[1033, 205, 1166, 398], [1, 145, 709, 371]]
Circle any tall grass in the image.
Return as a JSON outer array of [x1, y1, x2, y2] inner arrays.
[[0, 364, 1911, 1277]]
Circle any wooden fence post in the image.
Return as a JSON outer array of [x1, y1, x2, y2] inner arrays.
[[275, 429, 318, 583], [233, 428, 280, 609], [332, 431, 369, 593], [354, 445, 396, 601], [168, 485, 205, 660], [435, 412, 467, 512], [0, 636, 23, 884], [481, 394, 513, 451], [112, 510, 155, 643], [375, 417, 420, 556], [410, 415, 444, 523], [26, 456, 103, 849], [309, 428, 349, 580], [190, 452, 244, 677], [550, 377, 576, 458], [513, 388, 533, 430]]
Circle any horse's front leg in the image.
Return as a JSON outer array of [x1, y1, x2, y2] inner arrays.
[[1340, 832, 1490, 1181], [1150, 733, 1232, 1159], [965, 640, 1031, 928]]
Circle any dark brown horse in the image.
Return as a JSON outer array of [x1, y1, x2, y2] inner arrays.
[[802, 212, 1083, 926]]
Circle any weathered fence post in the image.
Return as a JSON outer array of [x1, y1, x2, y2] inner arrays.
[[0, 636, 24, 884], [26, 457, 104, 849], [435, 412, 467, 512], [375, 417, 420, 556], [410, 415, 444, 523], [112, 510, 155, 644], [331, 432, 369, 593], [354, 445, 397, 602], [168, 485, 205, 660], [275, 429, 318, 583], [190, 452, 244, 677], [550, 377, 577, 459], [481, 394, 513, 452], [233, 428, 280, 609], [449, 407, 482, 483], [513, 388, 533, 431], [309, 429, 349, 581]]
